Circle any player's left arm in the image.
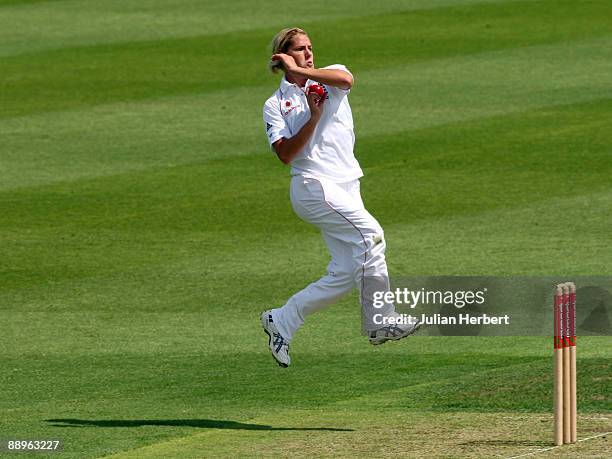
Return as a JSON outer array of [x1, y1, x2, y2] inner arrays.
[[293, 68, 353, 90], [271, 54, 353, 90]]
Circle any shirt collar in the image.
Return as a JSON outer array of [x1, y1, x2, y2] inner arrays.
[[279, 76, 304, 96]]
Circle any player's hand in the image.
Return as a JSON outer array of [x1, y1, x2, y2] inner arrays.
[[306, 91, 325, 121], [271, 53, 297, 73]]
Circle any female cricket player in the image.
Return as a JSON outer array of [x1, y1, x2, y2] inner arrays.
[[261, 28, 420, 367]]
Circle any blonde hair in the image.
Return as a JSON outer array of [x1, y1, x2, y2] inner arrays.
[[268, 27, 307, 73]]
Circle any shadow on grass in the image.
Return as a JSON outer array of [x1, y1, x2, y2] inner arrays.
[[46, 418, 354, 431]]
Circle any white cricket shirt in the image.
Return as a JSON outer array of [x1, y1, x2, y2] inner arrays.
[[263, 64, 363, 183]]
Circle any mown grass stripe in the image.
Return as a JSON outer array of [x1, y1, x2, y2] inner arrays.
[[0, 1, 525, 57], [2, 36, 611, 193], [1, 0, 611, 118], [2, 95, 611, 219]]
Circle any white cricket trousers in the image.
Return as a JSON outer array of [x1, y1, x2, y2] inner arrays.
[[271, 175, 396, 341]]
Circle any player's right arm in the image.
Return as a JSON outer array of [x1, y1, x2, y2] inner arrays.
[[263, 92, 325, 165]]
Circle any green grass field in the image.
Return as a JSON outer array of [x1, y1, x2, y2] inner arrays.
[[1, 0, 611, 457]]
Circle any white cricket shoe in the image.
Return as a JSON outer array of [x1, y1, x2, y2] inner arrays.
[[369, 319, 422, 345], [260, 310, 291, 367]]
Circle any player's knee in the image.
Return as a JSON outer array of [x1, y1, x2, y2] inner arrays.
[[360, 232, 387, 274], [370, 231, 385, 251], [346, 231, 388, 277], [363, 231, 386, 259]]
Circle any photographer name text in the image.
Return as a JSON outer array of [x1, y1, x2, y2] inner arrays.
[[373, 313, 510, 326]]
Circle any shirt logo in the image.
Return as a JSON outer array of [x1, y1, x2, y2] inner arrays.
[[266, 122, 272, 132], [282, 99, 297, 116]]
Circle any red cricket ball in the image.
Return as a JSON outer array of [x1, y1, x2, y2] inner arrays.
[[307, 84, 325, 97]]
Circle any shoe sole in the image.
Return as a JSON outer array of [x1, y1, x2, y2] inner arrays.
[[369, 321, 423, 346], [261, 313, 289, 368]]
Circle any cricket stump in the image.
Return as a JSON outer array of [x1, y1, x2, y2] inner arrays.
[[554, 282, 577, 446]]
